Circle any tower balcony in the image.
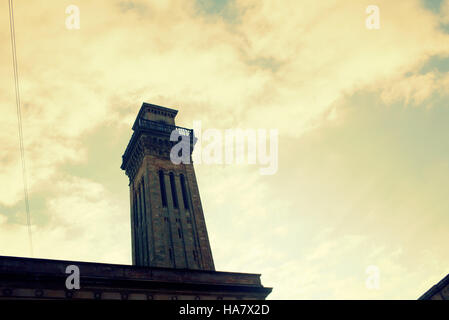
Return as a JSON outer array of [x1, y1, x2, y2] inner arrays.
[[135, 118, 193, 137], [121, 118, 194, 171]]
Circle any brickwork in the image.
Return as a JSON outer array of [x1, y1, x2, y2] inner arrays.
[[122, 103, 215, 270], [419, 274, 449, 300], [0, 255, 271, 300], [0, 102, 272, 300]]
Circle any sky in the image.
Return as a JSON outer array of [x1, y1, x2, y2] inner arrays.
[[1, 0, 449, 299]]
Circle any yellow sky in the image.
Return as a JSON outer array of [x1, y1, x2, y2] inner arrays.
[[1, 0, 449, 299]]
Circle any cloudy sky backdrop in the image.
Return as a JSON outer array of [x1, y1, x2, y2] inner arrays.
[[1, 0, 449, 299]]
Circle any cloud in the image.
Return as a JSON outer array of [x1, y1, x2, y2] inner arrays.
[[0, 176, 130, 263], [2, 1, 448, 206], [0, 0, 448, 299], [378, 71, 449, 105], [441, 0, 449, 22]]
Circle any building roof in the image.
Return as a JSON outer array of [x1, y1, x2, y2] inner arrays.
[[418, 273, 449, 300], [0, 255, 272, 299]]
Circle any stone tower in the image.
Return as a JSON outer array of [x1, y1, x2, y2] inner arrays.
[[0, 102, 271, 300], [120, 102, 215, 270]]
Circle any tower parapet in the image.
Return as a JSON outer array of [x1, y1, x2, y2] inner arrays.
[[121, 103, 214, 271]]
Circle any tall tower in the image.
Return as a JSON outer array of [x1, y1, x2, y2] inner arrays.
[[0, 101, 271, 300], [121, 103, 215, 270]]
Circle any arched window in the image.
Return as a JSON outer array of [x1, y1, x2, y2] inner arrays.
[[159, 170, 167, 207], [169, 172, 179, 209], [133, 191, 140, 264], [180, 174, 189, 210], [140, 178, 149, 263]]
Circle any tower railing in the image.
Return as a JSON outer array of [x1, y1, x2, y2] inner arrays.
[[137, 118, 193, 137], [121, 118, 194, 167]]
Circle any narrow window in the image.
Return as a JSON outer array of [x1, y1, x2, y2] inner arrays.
[[138, 189, 142, 227], [141, 178, 149, 263], [180, 174, 189, 210], [133, 192, 141, 264], [177, 228, 182, 239], [137, 187, 145, 263], [169, 172, 179, 209], [193, 250, 197, 261], [159, 170, 167, 207]]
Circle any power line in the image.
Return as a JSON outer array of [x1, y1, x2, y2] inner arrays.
[[8, 0, 33, 257]]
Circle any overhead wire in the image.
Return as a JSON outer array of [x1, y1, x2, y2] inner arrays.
[[8, 0, 33, 257]]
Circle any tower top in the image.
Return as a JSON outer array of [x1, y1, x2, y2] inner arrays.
[[120, 102, 215, 271], [121, 102, 194, 179], [132, 102, 178, 130]]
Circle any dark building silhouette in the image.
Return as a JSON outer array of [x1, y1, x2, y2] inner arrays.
[[0, 102, 272, 300], [419, 274, 449, 300], [121, 103, 214, 271]]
